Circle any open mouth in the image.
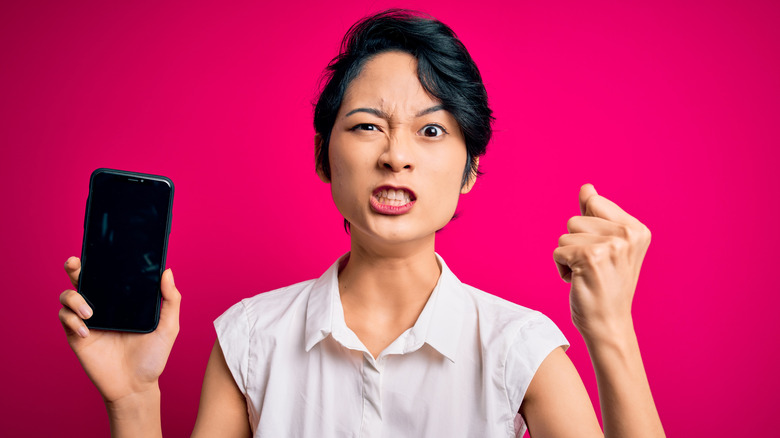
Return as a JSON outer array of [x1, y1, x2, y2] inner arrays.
[[370, 186, 416, 215], [373, 186, 415, 206]]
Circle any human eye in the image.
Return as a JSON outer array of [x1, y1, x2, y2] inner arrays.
[[350, 123, 380, 132], [417, 124, 448, 138]]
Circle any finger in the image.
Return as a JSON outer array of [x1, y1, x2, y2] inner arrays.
[[558, 233, 610, 248], [566, 216, 626, 236], [59, 306, 90, 338], [554, 260, 572, 283], [578, 184, 637, 225], [158, 269, 181, 335], [579, 183, 598, 216], [552, 247, 573, 283], [60, 289, 93, 320], [64, 257, 81, 289], [553, 244, 596, 282]]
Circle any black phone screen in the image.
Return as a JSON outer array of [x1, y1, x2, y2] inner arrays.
[[78, 169, 173, 332]]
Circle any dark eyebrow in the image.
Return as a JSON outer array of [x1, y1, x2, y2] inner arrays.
[[344, 107, 390, 119], [343, 105, 445, 119], [415, 105, 444, 117]]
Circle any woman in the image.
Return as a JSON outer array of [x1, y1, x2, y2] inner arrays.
[[59, 9, 664, 437]]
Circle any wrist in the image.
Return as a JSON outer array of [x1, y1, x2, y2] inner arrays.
[[104, 384, 162, 438], [579, 317, 637, 354]]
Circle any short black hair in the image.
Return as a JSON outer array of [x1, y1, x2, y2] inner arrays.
[[314, 9, 494, 187]]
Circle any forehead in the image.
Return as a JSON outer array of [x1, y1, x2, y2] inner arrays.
[[340, 51, 441, 115]]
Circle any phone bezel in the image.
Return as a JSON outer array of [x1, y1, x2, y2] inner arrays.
[[77, 168, 174, 333]]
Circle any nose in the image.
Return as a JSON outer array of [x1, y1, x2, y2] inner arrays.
[[379, 134, 415, 172]]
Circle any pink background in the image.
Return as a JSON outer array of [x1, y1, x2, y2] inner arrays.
[[2, 0, 778, 436]]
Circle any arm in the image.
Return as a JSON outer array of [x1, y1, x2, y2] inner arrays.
[[521, 335, 662, 438], [584, 321, 663, 437], [99, 342, 252, 438], [191, 341, 252, 438], [519, 347, 602, 437], [60, 258, 252, 437], [523, 184, 664, 437], [59, 257, 180, 437]]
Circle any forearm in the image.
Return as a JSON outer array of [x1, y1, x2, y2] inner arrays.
[[105, 385, 163, 438], [585, 324, 664, 438]]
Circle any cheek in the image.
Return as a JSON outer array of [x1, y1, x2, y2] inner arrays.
[[429, 162, 467, 217], [328, 150, 363, 216], [329, 166, 350, 204]]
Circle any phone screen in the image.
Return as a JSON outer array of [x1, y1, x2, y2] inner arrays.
[[79, 169, 173, 332]]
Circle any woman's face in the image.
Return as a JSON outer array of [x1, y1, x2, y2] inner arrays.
[[322, 51, 475, 250]]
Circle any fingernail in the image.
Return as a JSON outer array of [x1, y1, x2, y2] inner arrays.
[[77, 326, 89, 338], [169, 269, 175, 286], [79, 305, 92, 318]]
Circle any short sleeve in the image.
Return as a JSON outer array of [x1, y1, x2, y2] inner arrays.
[[214, 300, 250, 395], [504, 312, 569, 411]]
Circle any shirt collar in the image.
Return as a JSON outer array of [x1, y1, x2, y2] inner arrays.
[[303, 254, 346, 353], [304, 253, 466, 362], [416, 254, 465, 362]]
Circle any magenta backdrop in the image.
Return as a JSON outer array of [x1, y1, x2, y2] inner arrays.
[[2, 0, 778, 436]]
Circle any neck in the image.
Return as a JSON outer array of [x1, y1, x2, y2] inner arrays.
[[337, 230, 442, 358], [339, 231, 441, 313]]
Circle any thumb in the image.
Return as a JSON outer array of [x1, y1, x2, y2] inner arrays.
[[159, 268, 181, 334], [579, 183, 598, 216]]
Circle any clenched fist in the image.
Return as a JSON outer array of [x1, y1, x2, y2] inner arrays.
[[553, 184, 652, 342]]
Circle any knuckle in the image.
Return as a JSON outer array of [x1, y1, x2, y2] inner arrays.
[[582, 196, 593, 215], [609, 236, 627, 253], [558, 234, 568, 247], [624, 222, 651, 245], [566, 216, 578, 232], [641, 224, 652, 242], [584, 244, 605, 263], [59, 289, 74, 304], [619, 224, 632, 240], [169, 289, 183, 304], [59, 307, 79, 326]]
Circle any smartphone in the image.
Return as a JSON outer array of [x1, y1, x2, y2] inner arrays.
[[77, 168, 174, 333]]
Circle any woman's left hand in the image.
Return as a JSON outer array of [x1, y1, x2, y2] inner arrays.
[[553, 183, 652, 343]]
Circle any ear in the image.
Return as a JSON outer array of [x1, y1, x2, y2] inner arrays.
[[314, 133, 330, 183], [460, 157, 479, 194]]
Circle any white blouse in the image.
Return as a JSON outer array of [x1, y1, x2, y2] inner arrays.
[[215, 254, 568, 437]]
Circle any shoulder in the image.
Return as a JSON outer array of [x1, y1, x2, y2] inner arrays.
[[442, 277, 570, 419], [437, 254, 542, 329], [456, 281, 568, 373], [461, 285, 571, 412], [445, 276, 568, 362], [212, 278, 319, 394], [215, 278, 317, 333], [459, 282, 552, 335]]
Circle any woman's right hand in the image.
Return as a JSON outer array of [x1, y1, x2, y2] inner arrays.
[[59, 257, 181, 404]]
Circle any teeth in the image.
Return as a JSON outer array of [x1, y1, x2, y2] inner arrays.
[[375, 188, 412, 205]]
